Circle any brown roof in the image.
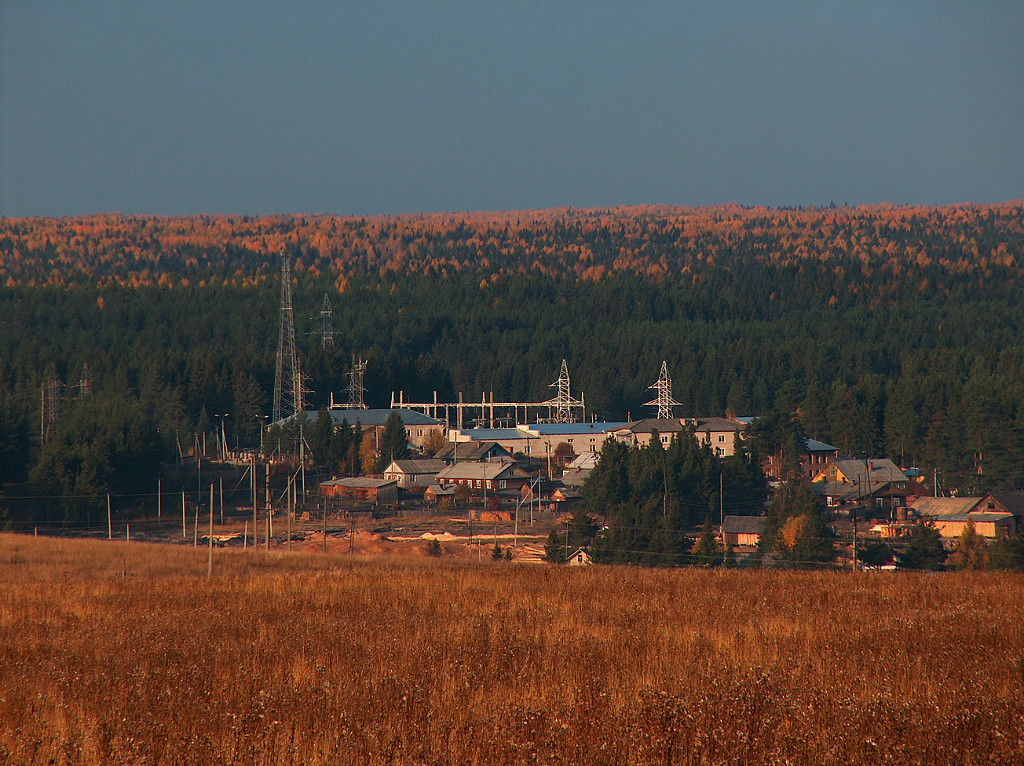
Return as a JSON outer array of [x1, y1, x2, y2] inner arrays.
[[910, 497, 985, 517]]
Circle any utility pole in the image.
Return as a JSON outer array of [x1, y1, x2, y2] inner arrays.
[[252, 453, 258, 552], [720, 473, 726, 565], [287, 475, 293, 552], [207, 490, 214, 577]]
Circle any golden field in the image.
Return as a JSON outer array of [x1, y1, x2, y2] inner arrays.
[[0, 534, 1022, 765]]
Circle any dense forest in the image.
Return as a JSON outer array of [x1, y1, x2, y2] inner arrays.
[[1, 202, 1024, 522]]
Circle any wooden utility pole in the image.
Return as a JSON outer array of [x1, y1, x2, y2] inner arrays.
[[207, 491, 214, 577], [287, 476, 292, 552], [720, 473, 726, 565], [243, 520, 248, 550], [252, 454, 258, 552], [194, 502, 200, 547]]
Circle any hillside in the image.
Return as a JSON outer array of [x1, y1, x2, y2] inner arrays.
[[1, 203, 1024, 514]]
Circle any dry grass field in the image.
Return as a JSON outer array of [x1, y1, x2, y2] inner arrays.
[[1, 534, 1022, 765]]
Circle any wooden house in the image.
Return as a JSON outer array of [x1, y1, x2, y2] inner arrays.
[[566, 547, 593, 566], [721, 515, 766, 547], [382, 459, 447, 488], [318, 477, 399, 505], [434, 460, 530, 495]]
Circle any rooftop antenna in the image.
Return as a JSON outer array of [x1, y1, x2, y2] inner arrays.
[[273, 248, 305, 423], [645, 361, 682, 419]]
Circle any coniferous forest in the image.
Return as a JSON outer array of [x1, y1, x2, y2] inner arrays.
[[1, 202, 1024, 523]]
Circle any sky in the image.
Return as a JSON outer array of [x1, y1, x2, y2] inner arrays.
[[1, 2, 1022, 217]]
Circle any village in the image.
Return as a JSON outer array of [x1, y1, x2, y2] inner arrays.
[[252, 356, 1023, 569]]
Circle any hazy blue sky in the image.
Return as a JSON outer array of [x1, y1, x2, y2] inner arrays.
[[2, 2, 1022, 217]]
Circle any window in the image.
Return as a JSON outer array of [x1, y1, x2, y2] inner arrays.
[[718, 435, 726, 442], [474, 480, 481, 488], [486, 481, 492, 489], [499, 480, 506, 489]]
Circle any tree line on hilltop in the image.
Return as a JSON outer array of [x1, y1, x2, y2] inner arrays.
[[1, 204, 1024, 524]]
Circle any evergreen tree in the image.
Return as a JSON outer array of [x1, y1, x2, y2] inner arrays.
[[896, 522, 946, 570], [376, 412, 410, 472], [544, 529, 564, 563], [691, 517, 722, 567]]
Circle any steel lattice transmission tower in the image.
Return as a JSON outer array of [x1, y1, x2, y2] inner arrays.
[[273, 249, 305, 423], [346, 355, 368, 409], [543, 359, 585, 423], [40, 370, 62, 447], [644, 361, 682, 419], [313, 294, 335, 349]]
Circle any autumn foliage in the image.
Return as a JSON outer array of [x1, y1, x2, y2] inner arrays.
[[1, 202, 1021, 289]]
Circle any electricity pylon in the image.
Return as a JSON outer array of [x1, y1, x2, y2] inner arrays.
[[543, 359, 585, 423], [644, 361, 682, 419], [273, 249, 305, 423]]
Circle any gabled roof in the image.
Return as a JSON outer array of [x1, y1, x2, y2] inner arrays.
[[523, 422, 628, 436], [987, 491, 1024, 518], [805, 438, 838, 453], [560, 468, 592, 487], [910, 496, 986, 517], [384, 459, 447, 475], [566, 452, 600, 470], [435, 461, 528, 482], [819, 458, 908, 486], [690, 417, 745, 433], [424, 483, 455, 495], [722, 515, 766, 535], [810, 481, 862, 502], [320, 477, 397, 489], [455, 428, 535, 441], [436, 441, 514, 462], [620, 418, 687, 434]]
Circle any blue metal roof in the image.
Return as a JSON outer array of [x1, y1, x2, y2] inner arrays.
[[528, 422, 629, 435], [459, 428, 532, 440]]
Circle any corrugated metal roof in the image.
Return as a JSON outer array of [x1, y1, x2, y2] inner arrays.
[[722, 515, 766, 535], [320, 477, 397, 489], [527, 422, 628, 435], [911, 497, 984, 516]]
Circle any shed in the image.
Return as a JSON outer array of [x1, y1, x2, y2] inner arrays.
[[721, 515, 766, 547], [319, 477, 399, 505]]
